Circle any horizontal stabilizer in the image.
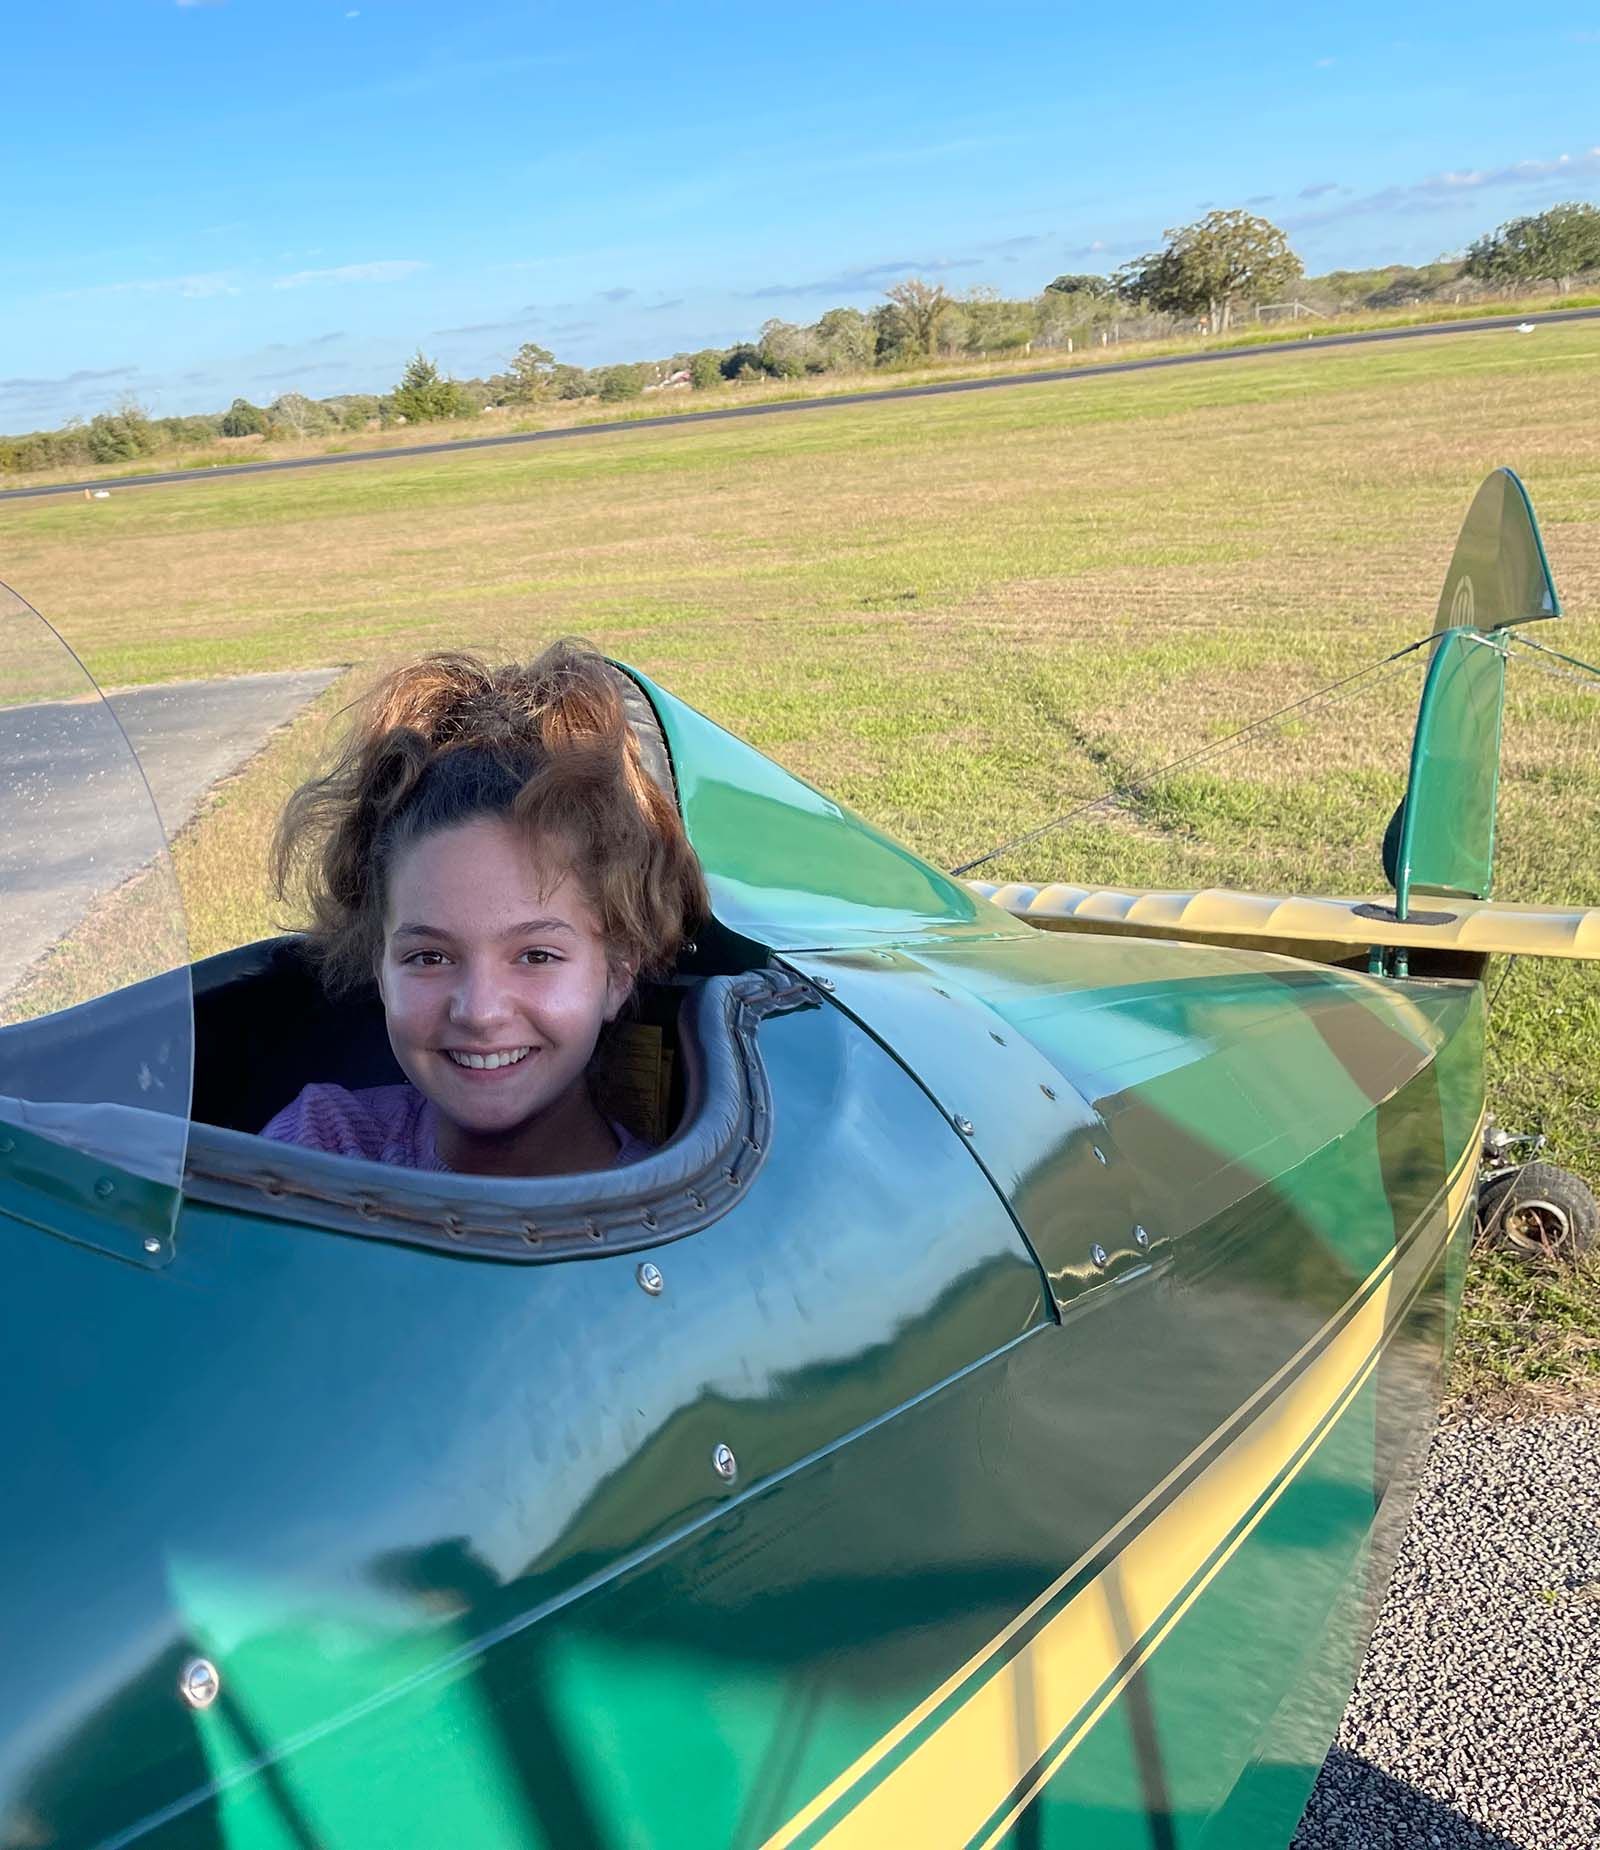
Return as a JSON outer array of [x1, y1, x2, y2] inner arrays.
[[968, 880, 1600, 963]]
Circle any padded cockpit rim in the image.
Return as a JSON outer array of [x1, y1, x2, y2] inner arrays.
[[182, 972, 813, 1260]]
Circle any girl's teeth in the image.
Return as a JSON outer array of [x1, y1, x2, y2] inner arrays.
[[449, 1048, 530, 1070]]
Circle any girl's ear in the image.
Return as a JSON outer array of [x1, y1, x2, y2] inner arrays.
[[604, 959, 635, 1023]]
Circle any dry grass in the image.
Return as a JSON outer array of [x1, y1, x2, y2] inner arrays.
[[3, 320, 1598, 1401]]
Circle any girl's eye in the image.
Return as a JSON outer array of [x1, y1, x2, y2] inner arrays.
[[402, 949, 449, 968], [519, 948, 559, 966]]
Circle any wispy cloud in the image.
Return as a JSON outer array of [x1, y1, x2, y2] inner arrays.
[[1313, 56, 1336, 67], [252, 361, 347, 385], [0, 365, 138, 398], [1286, 146, 1600, 233], [1246, 193, 1276, 206], [431, 317, 538, 337], [547, 320, 597, 336], [60, 271, 238, 301], [746, 255, 983, 300], [642, 297, 684, 313], [597, 287, 635, 304], [272, 259, 427, 290], [1300, 181, 1341, 199]]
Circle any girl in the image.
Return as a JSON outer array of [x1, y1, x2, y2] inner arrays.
[[262, 642, 707, 1177]]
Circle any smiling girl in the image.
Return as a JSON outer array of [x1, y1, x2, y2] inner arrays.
[[262, 644, 707, 1176]]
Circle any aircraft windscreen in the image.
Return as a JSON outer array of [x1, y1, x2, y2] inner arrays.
[[0, 579, 191, 1234]]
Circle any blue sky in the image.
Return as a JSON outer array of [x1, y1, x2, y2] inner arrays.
[[6, 1, 1600, 431]]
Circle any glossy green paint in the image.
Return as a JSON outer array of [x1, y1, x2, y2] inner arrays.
[[0, 485, 1507, 1846], [635, 673, 1028, 952], [0, 938, 1482, 1850], [1392, 467, 1560, 918], [1393, 628, 1508, 913]]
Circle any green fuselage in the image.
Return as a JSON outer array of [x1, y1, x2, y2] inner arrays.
[[0, 671, 1481, 1850]]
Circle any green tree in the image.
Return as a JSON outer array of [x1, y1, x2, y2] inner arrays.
[[1044, 273, 1112, 298], [812, 306, 874, 371], [270, 392, 332, 438], [84, 402, 158, 463], [596, 363, 646, 402], [1466, 202, 1600, 295], [548, 364, 591, 400], [1116, 210, 1303, 332], [719, 343, 767, 381], [503, 342, 558, 404], [957, 287, 1035, 356], [688, 349, 725, 390], [219, 397, 268, 437], [883, 277, 951, 358], [390, 352, 472, 423]]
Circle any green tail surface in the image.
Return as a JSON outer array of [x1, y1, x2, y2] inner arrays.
[[1387, 468, 1561, 920]]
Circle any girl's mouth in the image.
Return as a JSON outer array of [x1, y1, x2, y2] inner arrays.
[[445, 1047, 532, 1071]]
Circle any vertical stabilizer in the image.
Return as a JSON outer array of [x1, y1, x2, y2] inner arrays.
[[1388, 469, 1561, 918]]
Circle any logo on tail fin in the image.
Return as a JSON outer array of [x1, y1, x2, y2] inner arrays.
[[1449, 575, 1476, 628]]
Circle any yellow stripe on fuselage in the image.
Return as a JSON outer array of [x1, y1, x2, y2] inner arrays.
[[764, 1119, 1482, 1850]]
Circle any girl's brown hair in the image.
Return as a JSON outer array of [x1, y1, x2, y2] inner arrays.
[[273, 643, 708, 995]]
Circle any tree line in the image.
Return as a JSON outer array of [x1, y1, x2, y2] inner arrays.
[[5, 200, 1598, 473]]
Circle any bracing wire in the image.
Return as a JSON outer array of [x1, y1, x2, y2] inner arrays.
[[949, 632, 1434, 879]]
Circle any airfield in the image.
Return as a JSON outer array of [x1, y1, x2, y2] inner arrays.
[[1, 316, 1596, 1846]]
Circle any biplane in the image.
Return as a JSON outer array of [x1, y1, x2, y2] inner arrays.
[[0, 469, 1595, 1849]]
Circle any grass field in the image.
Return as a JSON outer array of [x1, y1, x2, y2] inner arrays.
[[3, 319, 1597, 1402]]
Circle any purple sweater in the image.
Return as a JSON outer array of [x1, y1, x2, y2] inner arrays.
[[261, 1083, 652, 1173]]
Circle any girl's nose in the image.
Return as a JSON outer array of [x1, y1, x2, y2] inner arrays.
[[447, 962, 513, 1031]]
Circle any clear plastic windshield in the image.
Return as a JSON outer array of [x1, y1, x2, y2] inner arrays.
[[0, 580, 191, 1253]]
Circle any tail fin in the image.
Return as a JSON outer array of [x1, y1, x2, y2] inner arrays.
[[1384, 469, 1561, 920]]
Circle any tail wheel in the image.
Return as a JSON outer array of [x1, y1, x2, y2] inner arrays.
[[1478, 1162, 1600, 1261]]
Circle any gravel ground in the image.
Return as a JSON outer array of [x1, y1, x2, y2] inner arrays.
[[1293, 1411, 1600, 1850]]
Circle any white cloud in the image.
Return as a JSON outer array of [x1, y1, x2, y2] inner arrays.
[[272, 259, 428, 290], [1286, 147, 1600, 234], [60, 271, 238, 300]]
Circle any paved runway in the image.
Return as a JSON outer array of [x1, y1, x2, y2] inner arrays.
[[0, 668, 341, 998]]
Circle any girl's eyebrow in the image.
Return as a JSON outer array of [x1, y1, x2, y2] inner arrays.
[[392, 919, 575, 941]]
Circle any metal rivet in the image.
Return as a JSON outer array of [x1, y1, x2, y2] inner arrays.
[[1134, 1225, 1150, 1248], [94, 1177, 115, 1199], [712, 1442, 738, 1482], [142, 1237, 161, 1255], [179, 1658, 220, 1710], [954, 1115, 975, 1136], [989, 1031, 1007, 1045], [0, 1135, 13, 1153], [1040, 1085, 1057, 1101], [1090, 1244, 1109, 1269], [636, 1261, 664, 1296], [1092, 1146, 1108, 1165], [815, 976, 836, 992]]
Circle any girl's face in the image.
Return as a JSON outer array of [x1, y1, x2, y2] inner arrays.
[[376, 816, 631, 1165]]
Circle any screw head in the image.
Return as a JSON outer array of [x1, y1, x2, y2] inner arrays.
[[1092, 1146, 1108, 1165], [636, 1261, 664, 1296], [1134, 1225, 1150, 1249], [142, 1237, 162, 1255], [94, 1177, 115, 1199], [954, 1115, 975, 1136], [815, 975, 837, 992], [179, 1658, 220, 1710], [1040, 1085, 1057, 1101], [989, 1031, 1007, 1046], [712, 1442, 738, 1482], [1090, 1243, 1109, 1269]]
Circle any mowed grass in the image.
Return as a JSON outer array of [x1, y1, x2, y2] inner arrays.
[[3, 321, 1598, 1402]]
